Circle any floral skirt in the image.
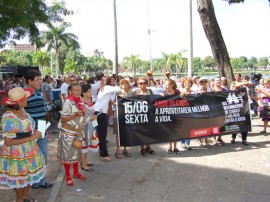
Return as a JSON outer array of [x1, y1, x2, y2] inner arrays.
[[0, 140, 46, 189]]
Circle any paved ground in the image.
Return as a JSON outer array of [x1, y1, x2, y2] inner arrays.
[[1, 116, 270, 202]]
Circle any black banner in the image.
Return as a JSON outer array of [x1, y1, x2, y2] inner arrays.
[[117, 90, 251, 146]]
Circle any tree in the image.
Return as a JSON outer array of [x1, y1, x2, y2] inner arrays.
[[41, 22, 80, 76], [32, 50, 50, 72], [197, 0, 234, 86], [0, 0, 72, 47], [258, 57, 269, 68], [121, 55, 142, 76]]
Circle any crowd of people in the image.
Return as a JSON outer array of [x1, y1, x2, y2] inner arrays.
[[0, 69, 269, 201]]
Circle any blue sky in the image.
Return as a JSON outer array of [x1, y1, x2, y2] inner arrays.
[[57, 0, 270, 61]]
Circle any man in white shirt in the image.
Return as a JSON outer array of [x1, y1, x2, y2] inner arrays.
[[60, 76, 70, 101], [91, 73, 104, 104], [94, 77, 121, 162]]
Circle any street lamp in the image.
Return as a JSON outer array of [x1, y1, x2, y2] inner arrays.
[[147, 0, 153, 71], [188, 0, 193, 77]]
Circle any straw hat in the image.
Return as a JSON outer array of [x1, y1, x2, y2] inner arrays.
[[5, 87, 32, 105], [146, 70, 153, 75]]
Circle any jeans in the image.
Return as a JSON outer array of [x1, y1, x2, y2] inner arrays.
[[97, 113, 109, 157], [33, 134, 48, 186], [232, 132, 247, 141]]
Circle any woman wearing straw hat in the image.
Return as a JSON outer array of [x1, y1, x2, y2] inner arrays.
[[0, 87, 46, 202]]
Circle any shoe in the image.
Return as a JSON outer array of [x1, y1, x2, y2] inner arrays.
[[81, 166, 94, 172], [217, 140, 225, 145], [187, 145, 192, 150], [115, 152, 122, 159], [65, 176, 74, 186], [123, 150, 131, 157], [214, 142, 221, 146], [73, 173, 87, 180], [32, 182, 53, 189], [181, 144, 187, 149], [168, 149, 173, 154], [99, 156, 111, 162], [146, 147, 155, 155], [87, 163, 94, 166], [242, 141, 249, 146], [174, 149, 180, 154], [23, 199, 38, 202], [260, 131, 266, 133], [141, 149, 148, 156], [231, 139, 236, 144]]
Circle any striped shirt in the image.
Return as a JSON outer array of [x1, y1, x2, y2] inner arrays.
[[25, 90, 46, 128]]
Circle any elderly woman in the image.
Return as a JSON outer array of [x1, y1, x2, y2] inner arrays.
[[57, 83, 87, 186], [114, 78, 133, 159], [80, 84, 97, 172], [161, 79, 181, 154], [0, 87, 45, 202], [180, 77, 194, 150], [133, 77, 155, 156], [212, 77, 226, 145], [230, 74, 249, 145], [256, 78, 270, 133]]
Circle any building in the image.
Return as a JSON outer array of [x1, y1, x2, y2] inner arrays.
[[9, 43, 36, 52]]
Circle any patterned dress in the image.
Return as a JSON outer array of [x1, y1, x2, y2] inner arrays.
[[57, 99, 84, 163], [0, 111, 46, 188]]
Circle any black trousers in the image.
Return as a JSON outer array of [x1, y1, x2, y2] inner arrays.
[[232, 132, 247, 141], [97, 113, 108, 157]]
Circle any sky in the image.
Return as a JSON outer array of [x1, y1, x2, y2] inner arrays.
[[44, 0, 270, 61]]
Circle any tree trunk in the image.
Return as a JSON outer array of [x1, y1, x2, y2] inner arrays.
[[55, 49, 60, 77], [197, 0, 234, 86]]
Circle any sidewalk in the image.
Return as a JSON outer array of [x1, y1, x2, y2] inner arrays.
[[1, 117, 270, 202]]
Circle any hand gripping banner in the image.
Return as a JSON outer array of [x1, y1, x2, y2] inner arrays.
[[117, 90, 251, 146]]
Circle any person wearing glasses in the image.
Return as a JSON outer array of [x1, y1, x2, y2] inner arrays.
[[198, 77, 212, 147], [24, 70, 53, 189], [180, 77, 194, 150], [133, 77, 155, 156]]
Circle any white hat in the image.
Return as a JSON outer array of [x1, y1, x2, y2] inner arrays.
[[5, 87, 32, 105]]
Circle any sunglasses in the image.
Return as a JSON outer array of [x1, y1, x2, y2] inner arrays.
[[200, 81, 207, 83], [138, 82, 146, 85]]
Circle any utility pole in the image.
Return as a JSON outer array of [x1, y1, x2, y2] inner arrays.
[[113, 0, 119, 77], [147, 0, 152, 71], [188, 0, 193, 77]]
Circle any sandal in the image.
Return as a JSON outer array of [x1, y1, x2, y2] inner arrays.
[[141, 149, 148, 156], [99, 156, 111, 162], [66, 176, 74, 186], [123, 150, 131, 157], [231, 139, 236, 144], [260, 130, 266, 133], [146, 147, 155, 155], [168, 149, 173, 154], [115, 152, 122, 159], [174, 149, 180, 154], [73, 173, 87, 181]]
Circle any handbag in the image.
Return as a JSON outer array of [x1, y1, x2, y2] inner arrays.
[[89, 129, 99, 152], [72, 133, 83, 149]]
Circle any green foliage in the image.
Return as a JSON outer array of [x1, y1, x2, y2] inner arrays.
[[0, 50, 33, 66], [258, 57, 269, 67], [0, 0, 72, 47]]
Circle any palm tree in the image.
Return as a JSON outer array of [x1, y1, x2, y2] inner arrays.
[[122, 55, 142, 76], [41, 22, 80, 76], [32, 50, 50, 72]]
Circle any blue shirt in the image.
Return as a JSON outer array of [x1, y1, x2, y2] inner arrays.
[[25, 90, 46, 128]]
